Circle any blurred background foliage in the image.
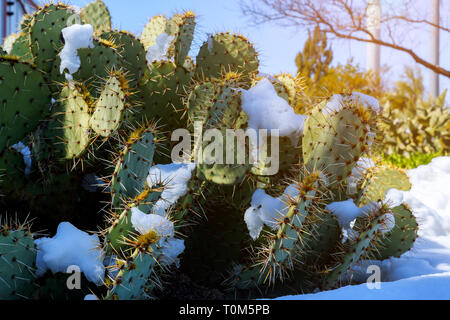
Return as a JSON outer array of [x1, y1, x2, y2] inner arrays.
[[292, 27, 449, 168]]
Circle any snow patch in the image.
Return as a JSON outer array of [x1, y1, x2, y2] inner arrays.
[[59, 24, 94, 80], [130, 207, 174, 238], [160, 238, 185, 267], [130, 207, 185, 266], [147, 163, 196, 216], [35, 222, 104, 285], [244, 185, 299, 240], [146, 33, 174, 64], [11, 142, 32, 175], [241, 78, 307, 138], [2, 34, 18, 54]]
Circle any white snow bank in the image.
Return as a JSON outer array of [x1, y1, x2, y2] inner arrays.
[[11, 142, 32, 175], [146, 163, 196, 216], [59, 24, 94, 81], [276, 272, 450, 300], [241, 78, 307, 138], [146, 33, 174, 64], [35, 222, 105, 285], [275, 157, 450, 300], [244, 185, 299, 240]]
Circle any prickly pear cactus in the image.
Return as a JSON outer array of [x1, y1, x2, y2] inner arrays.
[[0, 221, 37, 300], [0, 0, 423, 301]]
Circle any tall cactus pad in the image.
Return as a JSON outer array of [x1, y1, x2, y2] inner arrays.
[[372, 205, 418, 260], [0, 58, 51, 152], [303, 96, 375, 193], [325, 210, 388, 289], [173, 12, 196, 67], [90, 76, 126, 138], [110, 129, 156, 208], [101, 31, 147, 89], [263, 172, 327, 283], [106, 249, 161, 300], [137, 62, 191, 130], [0, 224, 37, 299], [30, 4, 76, 73], [196, 33, 259, 82], [48, 85, 91, 160], [80, 0, 111, 35], [359, 167, 412, 206]]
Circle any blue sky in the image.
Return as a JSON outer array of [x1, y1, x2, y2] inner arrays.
[[44, 0, 448, 97]]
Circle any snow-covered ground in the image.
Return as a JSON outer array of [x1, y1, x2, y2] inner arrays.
[[275, 157, 450, 300]]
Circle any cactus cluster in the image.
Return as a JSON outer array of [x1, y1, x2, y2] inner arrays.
[[0, 1, 419, 300]]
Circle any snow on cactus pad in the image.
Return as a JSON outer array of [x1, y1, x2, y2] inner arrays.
[[35, 222, 105, 285]]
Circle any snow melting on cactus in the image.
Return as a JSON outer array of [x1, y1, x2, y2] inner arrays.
[[147, 163, 197, 216], [35, 222, 105, 285], [2, 34, 18, 54], [11, 142, 32, 175], [241, 78, 307, 139], [130, 207, 174, 238], [59, 24, 94, 81], [325, 200, 395, 235], [244, 184, 299, 240], [130, 207, 185, 266], [275, 157, 450, 300], [146, 33, 175, 64]]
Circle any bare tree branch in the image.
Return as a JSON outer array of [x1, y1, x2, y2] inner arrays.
[[241, 0, 450, 78]]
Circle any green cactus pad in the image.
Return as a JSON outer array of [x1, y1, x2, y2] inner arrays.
[[0, 58, 51, 152], [136, 61, 191, 130], [371, 204, 418, 260], [106, 249, 161, 300], [30, 4, 76, 73], [172, 12, 196, 67], [9, 34, 33, 61], [325, 211, 387, 289], [80, 0, 111, 35], [359, 167, 412, 206], [303, 97, 373, 194], [90, 76, 126, 138], [100, 31, 147, 89], [48, 84, 91, 160], [0, 224, 37, 299], [195, 33, 259, 82], [110, 129, 156, 208]]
